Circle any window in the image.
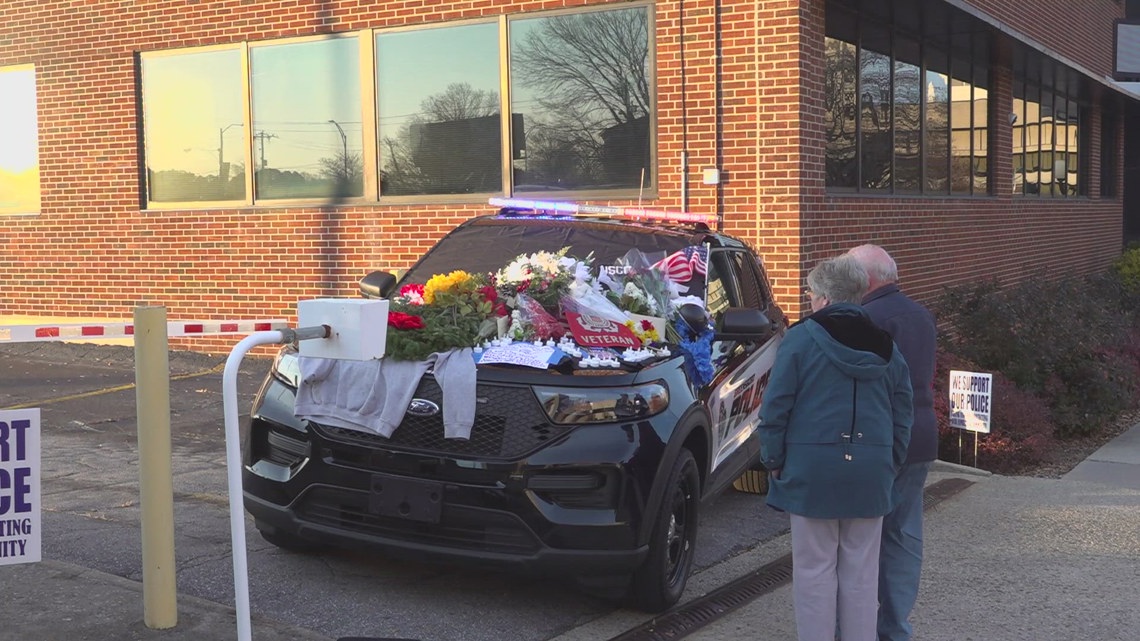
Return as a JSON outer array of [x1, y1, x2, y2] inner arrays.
[[140, 49, 245, 203], [824, 0, 991, 195], [0, 65, 39, 214], [510, 7, 653, 194], [1011, 46, 1088, 197], [377, 23, 501, 197], [138, 4, 655, 208], [251, 37, 363, 200]]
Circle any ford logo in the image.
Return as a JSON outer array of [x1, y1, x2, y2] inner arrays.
[[407, 398, 441, 417]]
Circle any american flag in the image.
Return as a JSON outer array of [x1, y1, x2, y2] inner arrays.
[[654, 245, 707, 284]]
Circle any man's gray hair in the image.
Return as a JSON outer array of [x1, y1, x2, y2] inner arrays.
[[847, 243, 898, 285], [807, 254, 869, 304]]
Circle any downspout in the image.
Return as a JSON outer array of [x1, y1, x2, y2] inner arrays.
[[714, 0, 723, 231], [680, 0, 689, 213]]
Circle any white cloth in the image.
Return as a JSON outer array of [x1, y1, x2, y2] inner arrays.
[[294, 348, 478, 439], [789, 513, 883, 641]]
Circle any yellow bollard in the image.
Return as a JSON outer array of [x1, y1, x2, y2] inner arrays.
[[134, 306, 178, 628]]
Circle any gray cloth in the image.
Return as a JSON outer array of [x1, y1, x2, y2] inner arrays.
[[294, 349, 477, 440], [433, 348, 477, 439]]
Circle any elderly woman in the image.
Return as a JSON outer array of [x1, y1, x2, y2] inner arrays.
[[758, 254, 913, 641]]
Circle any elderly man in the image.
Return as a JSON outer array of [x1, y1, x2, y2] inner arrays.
[[847, 244, 938, 641]]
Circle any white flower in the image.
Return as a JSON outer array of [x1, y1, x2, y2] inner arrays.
[[623, 282, 648, 302]]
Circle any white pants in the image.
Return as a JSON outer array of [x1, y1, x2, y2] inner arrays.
[[789, 514, 883, 641]]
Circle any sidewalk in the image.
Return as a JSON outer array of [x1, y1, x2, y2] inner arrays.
[[681, 424, 1140, 641]]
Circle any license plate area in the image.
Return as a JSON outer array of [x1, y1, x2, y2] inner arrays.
[[368, 473, 443, 523]]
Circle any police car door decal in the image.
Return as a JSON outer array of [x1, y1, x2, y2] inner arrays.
[[708, 333, 781, 473]]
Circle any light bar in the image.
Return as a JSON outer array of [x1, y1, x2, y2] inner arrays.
[[489, 197, 717, 225]]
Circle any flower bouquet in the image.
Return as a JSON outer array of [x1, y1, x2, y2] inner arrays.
[[385, 271, 505, 361], [494, 247, 593, 313], [601, 249, 678, 343]]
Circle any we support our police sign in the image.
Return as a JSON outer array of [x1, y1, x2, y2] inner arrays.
[[948, 370, 992, 433], [0, 409, 41, 565]]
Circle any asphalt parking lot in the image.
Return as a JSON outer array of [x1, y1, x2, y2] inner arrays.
[[0, 340, 790, 641]]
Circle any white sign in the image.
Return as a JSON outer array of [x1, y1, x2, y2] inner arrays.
[[948, 370, 992, 433], [0, 408, 41, 565], [476, 343, 555, 369]]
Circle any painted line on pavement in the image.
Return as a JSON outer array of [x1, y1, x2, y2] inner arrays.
[[0, 362, 226, 410]]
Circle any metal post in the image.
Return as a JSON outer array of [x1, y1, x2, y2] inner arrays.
[[223, 325, 328, 641], [134, 306, 178, 629]]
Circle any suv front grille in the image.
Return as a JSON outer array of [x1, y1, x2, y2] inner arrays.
[[312, 377, 570, 459], [296, 486, 540, 555]]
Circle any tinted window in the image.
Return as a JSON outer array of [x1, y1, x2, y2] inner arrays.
[[377, 23, 501, 196], [250, 37, 363, 200], [141, 49, 245, 203], [509, 6, 652, 193]]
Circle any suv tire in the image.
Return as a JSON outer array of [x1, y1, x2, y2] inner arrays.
[[628, 448, 700, 612]]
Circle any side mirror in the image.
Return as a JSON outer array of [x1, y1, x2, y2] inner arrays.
[[715, 307, 775, 342], [359, 271, 398, 299]]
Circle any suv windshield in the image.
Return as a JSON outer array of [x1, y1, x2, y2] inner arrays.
[[402, 215, 706, 289]]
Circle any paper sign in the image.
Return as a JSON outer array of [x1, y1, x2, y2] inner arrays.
[[0, 408, 41, 566], [476, 343, 556, 369], [948, 370, 992, 433], [565, 312, 640, 349]]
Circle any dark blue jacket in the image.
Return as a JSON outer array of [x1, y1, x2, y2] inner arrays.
[[862, 284, 938, 464], [758, 303, 913, 519]]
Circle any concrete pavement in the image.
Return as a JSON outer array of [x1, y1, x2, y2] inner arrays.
[[1, 320, 1138, 639]]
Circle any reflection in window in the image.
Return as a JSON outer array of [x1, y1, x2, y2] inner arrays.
[[925, 60, 950, 194], [0, 66, 38, 214], [893, 38, 921, 193], [1012, 46, 1086, 197], [823, 0, 990, 195], [510, 6, 652, 193], [824, 37, 857, 188], [251, 37, 362, 200], [141, 50, 245, 203], [972, 81, 988, 194], [377, 23, 501, 196], [860, 24, 892, 190]]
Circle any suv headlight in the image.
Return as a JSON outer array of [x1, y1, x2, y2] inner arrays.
[[533, 382, 669, 425], [271, 347, 301, 388]]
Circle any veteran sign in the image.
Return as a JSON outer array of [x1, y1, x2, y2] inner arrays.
[[948, 370, 992, 433], [0, 409, 41, 565]]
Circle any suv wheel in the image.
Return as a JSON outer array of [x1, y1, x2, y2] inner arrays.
[[628, 448, 700, 612]]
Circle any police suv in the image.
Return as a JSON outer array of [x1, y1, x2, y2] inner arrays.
[[241, 199, 786, 612]]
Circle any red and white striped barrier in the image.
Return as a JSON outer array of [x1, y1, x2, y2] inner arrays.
[[0, 320, 288, 343]]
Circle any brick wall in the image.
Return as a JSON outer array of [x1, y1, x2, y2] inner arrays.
[[0, 0, 1127, 353]]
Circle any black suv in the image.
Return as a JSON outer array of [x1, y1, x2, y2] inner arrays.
[[242, 204, 786, 611]]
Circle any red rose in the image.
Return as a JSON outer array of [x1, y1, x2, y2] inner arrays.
[[387, 311, 425, 330]]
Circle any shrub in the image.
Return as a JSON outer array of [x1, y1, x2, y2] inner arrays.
[[936, 271, 1138, 438], [1112, 242, 1140, 292], [934, 347, 1055, 474]]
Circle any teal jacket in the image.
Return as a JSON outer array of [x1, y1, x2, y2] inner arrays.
[[758, 303, 913, 519]]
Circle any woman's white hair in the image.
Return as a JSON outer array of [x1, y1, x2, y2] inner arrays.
[[807, 254, 869, 304]]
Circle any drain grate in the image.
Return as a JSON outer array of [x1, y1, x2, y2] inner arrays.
[[607, 477, 975, 641]]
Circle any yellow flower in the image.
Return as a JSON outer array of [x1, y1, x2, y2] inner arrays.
[[625, 320, 659, 343], [423, 270, 473, 304]]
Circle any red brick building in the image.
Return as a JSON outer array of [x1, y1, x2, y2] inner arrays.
[[0, 0, 1133, 352]]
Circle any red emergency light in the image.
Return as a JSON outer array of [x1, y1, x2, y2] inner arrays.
[[489, 197, 717, 226]]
